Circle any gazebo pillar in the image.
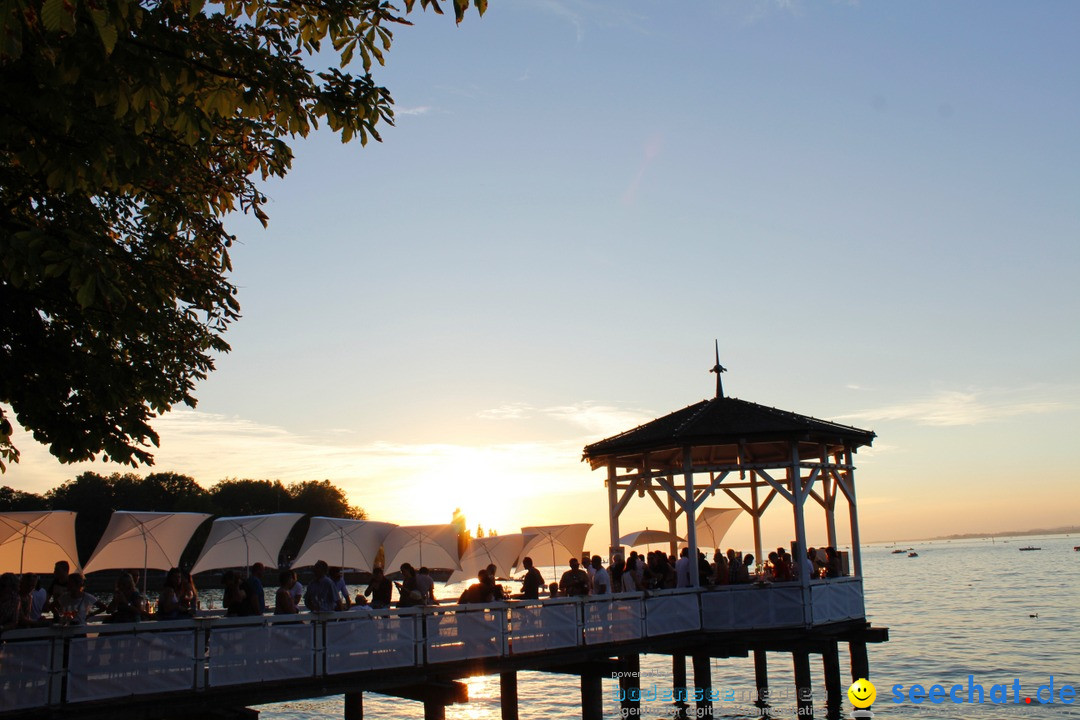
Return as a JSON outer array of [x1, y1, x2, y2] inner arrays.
[[683, 447, 700, 586], [607, 462, 621, 560], [790, 441, 812, 626], [750, 470, 763, 566], [845, 446, 863, 577], [667, 492, 678, 558]]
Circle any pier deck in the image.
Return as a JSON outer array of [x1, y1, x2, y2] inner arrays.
[[0, 578, 885, 720]]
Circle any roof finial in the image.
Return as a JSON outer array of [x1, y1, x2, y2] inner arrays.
[[710, 339, 727, 398]]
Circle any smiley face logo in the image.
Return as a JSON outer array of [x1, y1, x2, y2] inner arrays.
[[848, 678, 876, 708]]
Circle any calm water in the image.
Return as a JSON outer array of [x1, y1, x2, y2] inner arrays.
[[251, 536, 1080, 720]]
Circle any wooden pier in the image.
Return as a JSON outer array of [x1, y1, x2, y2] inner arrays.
[[0, 581, 885, 720]]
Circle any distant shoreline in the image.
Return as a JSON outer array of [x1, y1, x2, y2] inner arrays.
[[868, 526, 1080, 544]]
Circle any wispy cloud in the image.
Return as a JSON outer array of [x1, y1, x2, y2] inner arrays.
[[396, 106, 432, 116], [530, 0, 585, 43], [477, 403, 534, 420], [478, 401, 655, 439], [837, 389, 1069, 427], [622, 133, 664, 205]]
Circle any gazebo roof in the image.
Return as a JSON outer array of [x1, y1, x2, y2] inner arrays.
[[582, 395, 875, 468]]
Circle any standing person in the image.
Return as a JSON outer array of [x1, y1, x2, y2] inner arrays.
[[364, 567, 392, 609], [558, 558, 590, 597], [304, 561, 337, 612], [395, 564, 422, 607], [242, 562, 267, 615], [590, 556, 610, 595], [519, 557, 544, 600], [45, 560, 70, 617], [179, 570, 199, 613], [415, 567, 438, 605], [222, 570, 248, 616], [675, 548, 693, 588], [329, 567, 351, 610], [485, 563, 506, 601], [0, 573, 20, 631], [275, 570, 299, 614], [621, 556, 638, 592]]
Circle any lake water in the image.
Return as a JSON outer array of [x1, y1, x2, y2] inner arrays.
[[252, 535, 1080, 720]]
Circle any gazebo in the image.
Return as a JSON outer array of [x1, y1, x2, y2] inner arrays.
[[583, 356, 875, 593]]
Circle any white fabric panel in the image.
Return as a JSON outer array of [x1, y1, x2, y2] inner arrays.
[[291, 518, 397, 571], [701, 590, 735, 630], [645, 593, 701, 636], [192, 514, 304, 574], [0, 640, 52, 711], [208, 622, 314, 687], [508, 603, 578, 654], [770, 585, 806, 627], [382, 525, 462, 572], [67, 631, 195, 702], [325, 614, 417, 674], [0, 510, 80, 573], [425, 609, 504, 663], [84, 512, 210, 575], [583, 598, 642, 645]]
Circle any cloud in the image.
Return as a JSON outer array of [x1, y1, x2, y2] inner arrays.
[[530, 0, 585, 43], [622, 133, 664, 205], [477, 403, 534, 420], [539, 403, 655, 438], [396, 106, 432, 116], [837, 389, 1068, 427]]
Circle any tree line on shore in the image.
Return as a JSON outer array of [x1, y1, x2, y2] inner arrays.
[[1, 473, 364, 567]]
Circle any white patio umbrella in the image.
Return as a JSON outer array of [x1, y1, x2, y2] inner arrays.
[[381, 524, 462, 571], [83, 511, 211, 593], [520, 523, 592, 574], [449, 533, 525, 583], [190, 513, 304, 574], [291, 518, 397, 570], [0, 511, 81, 574], [694, 507, 742, 550], [618, 528, 685, 550]]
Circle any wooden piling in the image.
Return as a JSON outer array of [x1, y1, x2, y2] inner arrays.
[[500, 672, 518, 720], [754, 649, 770, 709], [672, 653, 689, 715], [822, 642, 842, 720], [849, 639, 870, 681], [692, 653, 712, 716], [423, 700, 445, 720], [344, 692, 363, 720], [581, 673, 604, 720], [619, 654, 641, 716], [793, 650, 814, 720]]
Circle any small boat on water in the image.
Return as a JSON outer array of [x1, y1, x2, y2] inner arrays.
[[1074, 546, 1079, 551], [908, 551, 919, 557], [1019, 546, 1041, 551], [891, 549, 905, 554]]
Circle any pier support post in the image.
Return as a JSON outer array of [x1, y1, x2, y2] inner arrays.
[[672, 653, 689, 716], [822, 642, 842, 720], [793, 650, 815, 720], [344, 692, 363, 720], [423, 701, 445, 720], [754, 650, 770, 709], [849, 639, 870, 681], [500, 672, 519, 720], [581, 673, 604, 720], [619, 654, 641, 717], [692, 653, 713, 716]]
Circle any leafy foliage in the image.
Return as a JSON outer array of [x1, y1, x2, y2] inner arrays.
[[0, 0, 485, 470]]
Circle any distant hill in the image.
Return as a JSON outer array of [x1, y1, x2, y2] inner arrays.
[[927, 525, 1080, 541]]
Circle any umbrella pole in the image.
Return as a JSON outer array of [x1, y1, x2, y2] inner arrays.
[[20, 525, 27, 575]]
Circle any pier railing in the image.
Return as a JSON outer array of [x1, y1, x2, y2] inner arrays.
[[0, 577, 864, 714]]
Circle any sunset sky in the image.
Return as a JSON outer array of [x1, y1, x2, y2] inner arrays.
[[6, 1, 1079, 553]]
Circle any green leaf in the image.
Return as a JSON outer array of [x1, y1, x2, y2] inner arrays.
[[41, 0, 67, 32], [190, 0, 206, 16], [76, 276, 97, 308]]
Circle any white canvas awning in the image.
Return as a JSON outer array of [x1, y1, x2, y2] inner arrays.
[[449, 533, 525, 583], [291, 517, 397, 571], [695, 507, 742, 550], [618, 528, 685, 549], [0, 511, 81, 574], [191, 513, 304, 574], [381, 524, 462, 571], [520, 523, 592, 572], [84, 511, 211, 579]]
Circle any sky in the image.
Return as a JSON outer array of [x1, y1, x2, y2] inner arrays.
[[5, 0, 1080, 552]]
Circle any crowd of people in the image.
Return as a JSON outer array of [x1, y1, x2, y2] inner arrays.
[[0, 543, 848, 630]]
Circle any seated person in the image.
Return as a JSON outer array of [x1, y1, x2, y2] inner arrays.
[[106, 572, 150, 623], [457, 569, 495, 604]]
